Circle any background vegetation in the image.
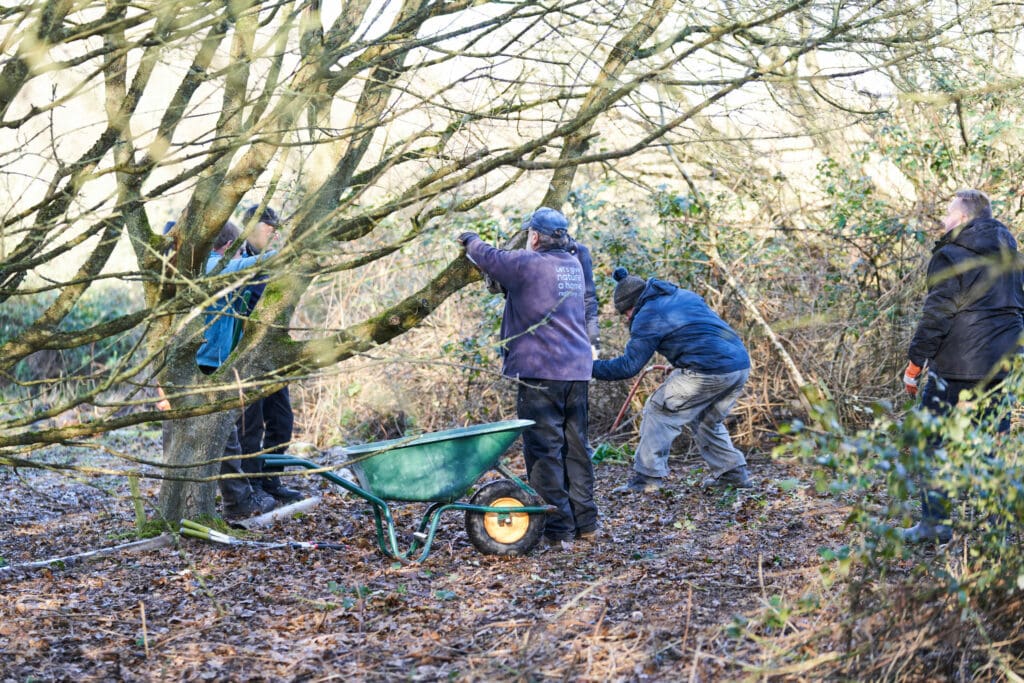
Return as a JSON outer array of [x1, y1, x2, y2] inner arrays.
[[3, 0, 1024, 677]]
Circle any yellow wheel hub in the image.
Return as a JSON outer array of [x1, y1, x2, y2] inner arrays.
[[483, 497, 529, 544]]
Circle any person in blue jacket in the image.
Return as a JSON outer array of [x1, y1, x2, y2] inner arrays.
[[594, 268, 752, 493], [231, 205, 304, 505], [458, 208, 599, 549], [195, 221, 278, 518]]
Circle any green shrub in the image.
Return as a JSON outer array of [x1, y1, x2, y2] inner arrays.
[[0, 284, 143, 391], [777, 361, 1024, 678]]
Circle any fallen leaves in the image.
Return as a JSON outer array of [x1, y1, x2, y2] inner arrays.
[[0, 451, 855, 680]]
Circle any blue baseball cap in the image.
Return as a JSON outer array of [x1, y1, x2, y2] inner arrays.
[[523, 207, 569, 236]]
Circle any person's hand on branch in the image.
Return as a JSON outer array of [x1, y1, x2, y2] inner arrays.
[[156, 386, 171, 411]]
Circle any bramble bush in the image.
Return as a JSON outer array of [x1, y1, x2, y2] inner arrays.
[[776, 359, 1024, 678]]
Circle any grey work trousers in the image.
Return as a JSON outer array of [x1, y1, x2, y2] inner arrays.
[[633, 367, 749, 479]]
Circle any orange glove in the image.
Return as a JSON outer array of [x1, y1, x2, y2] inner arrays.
[[903, 361, 923, 396]]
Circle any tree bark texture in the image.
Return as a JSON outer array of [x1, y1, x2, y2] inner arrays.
[[156, 411, 238, 522]]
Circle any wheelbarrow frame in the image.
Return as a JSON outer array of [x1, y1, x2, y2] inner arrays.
[[263, 419, 552, 563]]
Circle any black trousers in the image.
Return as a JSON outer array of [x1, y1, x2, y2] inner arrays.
[[199, 364, 250, 506], [918, 374, 1012, 521], [237, 386, 294, 491], [516, 379, 598, 540]]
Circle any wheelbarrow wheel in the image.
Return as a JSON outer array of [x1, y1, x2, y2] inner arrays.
[[465, 479, 544, 556]]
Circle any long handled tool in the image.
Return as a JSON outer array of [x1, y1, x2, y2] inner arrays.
[[179, 519, 344, 551], [609, 364, 670, 432]]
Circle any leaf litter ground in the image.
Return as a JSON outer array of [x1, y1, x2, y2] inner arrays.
[[0, 431, 852, 682]]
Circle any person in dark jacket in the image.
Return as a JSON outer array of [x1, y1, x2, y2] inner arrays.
[[900, 189, 1024, 543], [594, 268, 752, 493], [458, 208, 598, 550], [233, 205, 304, 505]]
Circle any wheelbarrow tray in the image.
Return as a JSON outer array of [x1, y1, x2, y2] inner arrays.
[[345, 419, 533, 502], [262, 419, 549, 562]]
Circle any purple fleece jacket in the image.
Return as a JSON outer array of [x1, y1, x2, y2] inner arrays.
[[465, 236, 593, 381]]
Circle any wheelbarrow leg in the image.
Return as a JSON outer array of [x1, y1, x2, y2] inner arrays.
[[407, 502, 459, 564], [362, 499, 403, 561], [412, 503, 445, 540], [369, 501, 448, 564]]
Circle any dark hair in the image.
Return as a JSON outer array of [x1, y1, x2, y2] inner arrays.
[[955, 189, 992, 220], [531, 228, 569, 251], [213, 221, 241, 251], [243, 205, 281, 227]]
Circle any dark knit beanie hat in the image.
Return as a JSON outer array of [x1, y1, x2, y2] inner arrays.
[[612, 267, 646, 314]]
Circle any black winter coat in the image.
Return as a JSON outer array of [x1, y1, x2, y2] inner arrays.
[[908, 216, 1024, 380]]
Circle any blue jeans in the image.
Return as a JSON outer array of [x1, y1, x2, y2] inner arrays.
[[634, 367, 749, 479], [918, 374, 1012, 522], [517, 379, 598, 540]]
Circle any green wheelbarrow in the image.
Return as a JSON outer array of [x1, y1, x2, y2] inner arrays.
[[263, 419, 551, 563]]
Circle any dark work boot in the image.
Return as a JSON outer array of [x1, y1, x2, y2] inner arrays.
[[261, 465, 305, 503], [250, 488, 279, 514], [224, 492, 277, 520], [612, 472, 664, 494], [262, 479, 305, 504], [703, 465, 753, 489], [899, 519, 952, 544], [220, 472, 258, 520]]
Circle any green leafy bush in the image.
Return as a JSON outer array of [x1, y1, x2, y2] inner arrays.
[[777, 362, 1024, 678], [0, 285, 143, 391]]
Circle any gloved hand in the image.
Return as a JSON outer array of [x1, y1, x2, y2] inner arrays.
[[456, 231, 477, 247], [903, 361, 923, 396]]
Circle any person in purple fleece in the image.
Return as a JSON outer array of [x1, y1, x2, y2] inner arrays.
[[458, 208, 599, 548]]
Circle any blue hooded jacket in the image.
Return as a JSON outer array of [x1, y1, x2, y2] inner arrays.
[[195, 250, 274, 369], [593, 278, 748, 380], [465, 235, 593, 381]]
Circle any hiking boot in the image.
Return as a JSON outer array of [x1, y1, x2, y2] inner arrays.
[[263, 481, 305, 504], [223, 492, 277, 520], [703, 465, 752, 489], [537, 536, 575, 554], [899, 520, 952, 544], [253, 488, 278, 513], [613, 472, 664, 494], [575, 525, 602, 542]]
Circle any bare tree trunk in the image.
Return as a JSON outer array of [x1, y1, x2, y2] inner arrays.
[[156, 411, 237, 522]]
